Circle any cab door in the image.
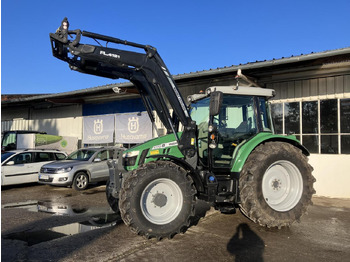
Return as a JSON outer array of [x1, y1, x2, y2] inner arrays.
[[210, 95, 257, 169]]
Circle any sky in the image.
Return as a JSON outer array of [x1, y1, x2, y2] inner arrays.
[[1, 0, 350, 95]]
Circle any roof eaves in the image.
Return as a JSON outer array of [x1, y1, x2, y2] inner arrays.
[[173, 46, 350, 80]]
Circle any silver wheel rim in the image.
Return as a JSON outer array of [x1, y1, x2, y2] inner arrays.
[[262, 160, 303, 212], [140, 178, 183, 225], [76, 174, 87, 189]]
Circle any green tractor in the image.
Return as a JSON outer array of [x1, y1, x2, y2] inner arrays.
[[50, 18, 315, 240]]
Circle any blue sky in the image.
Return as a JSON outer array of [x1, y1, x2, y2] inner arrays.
[[2, 0, 350, 94]]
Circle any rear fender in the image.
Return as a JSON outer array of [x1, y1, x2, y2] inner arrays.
[[230, 133, 309, 174]]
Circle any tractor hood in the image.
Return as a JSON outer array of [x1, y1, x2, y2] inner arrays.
[[122, 133, 184, 170]]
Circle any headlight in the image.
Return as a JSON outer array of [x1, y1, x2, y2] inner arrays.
[[55, 167, 73, 174], [123, 151, 140, 167], [122, 151, 140, 158]]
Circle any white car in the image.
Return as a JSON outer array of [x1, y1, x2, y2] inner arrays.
[[1, 149, 67, 186]]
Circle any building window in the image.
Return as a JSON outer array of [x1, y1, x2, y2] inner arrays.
[[302, 101, 318, 153], [320, 99, 337, 133], [320, 99, 338, 154], [271, 98, 350, 154], [271, 104, 283, 134], [302, 101, 318, 134], [340, 99, 350, 133], [341, 135, 350, 154], [340, 99, 350, 154], [284, 102, 300, 135], [303, 135, 319, 153]]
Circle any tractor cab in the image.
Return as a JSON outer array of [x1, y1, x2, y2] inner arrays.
[[189, 86, 275, 170]]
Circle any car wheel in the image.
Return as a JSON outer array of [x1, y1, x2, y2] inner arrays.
[[72, 172, 89, 191]]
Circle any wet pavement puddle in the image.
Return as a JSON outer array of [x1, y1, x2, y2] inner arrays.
[[2, 200, 112, 216], [2, 200, 122, 246]]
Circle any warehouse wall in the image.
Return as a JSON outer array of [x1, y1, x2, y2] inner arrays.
[[309, 155, 350, 198], [32, 105, 83, 119]]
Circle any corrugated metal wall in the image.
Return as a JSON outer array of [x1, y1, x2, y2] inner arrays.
[[1, 105, 82, 121], [1, 117, 83, 139], [269, 75, 350, 100]]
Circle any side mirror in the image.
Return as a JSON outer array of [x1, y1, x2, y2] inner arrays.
[[6, 161, 15, 166], [94, 158, 102, 162], [209, 91, 223, 116]]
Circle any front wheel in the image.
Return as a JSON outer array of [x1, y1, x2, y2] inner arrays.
[[119, 161, 197, 240], [239, 142, 316, 228]]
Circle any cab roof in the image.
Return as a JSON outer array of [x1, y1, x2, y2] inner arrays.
[[188, 85, 275, 103]]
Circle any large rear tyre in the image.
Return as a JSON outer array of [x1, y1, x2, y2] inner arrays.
[[239, 142, 316, 228], [119, 161, 197, 240]]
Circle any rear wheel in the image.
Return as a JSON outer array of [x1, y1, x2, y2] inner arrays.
[[239, 142, 315, 228], [72, 172, 89, 191], [119, 161, 197, 240]]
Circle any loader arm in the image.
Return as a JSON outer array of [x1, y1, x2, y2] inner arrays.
[[50, 18, 196, 158]]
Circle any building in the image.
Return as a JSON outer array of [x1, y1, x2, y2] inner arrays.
[[2, 47, 350, 198]]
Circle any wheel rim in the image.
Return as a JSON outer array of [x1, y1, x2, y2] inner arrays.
[[262, 160, 303, 212], [140, 178, 183, 225], [76, 174, 87, 189]]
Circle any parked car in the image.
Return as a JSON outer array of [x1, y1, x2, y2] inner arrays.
[[1, 149, 67, 186], [38, 147, 116, 190]]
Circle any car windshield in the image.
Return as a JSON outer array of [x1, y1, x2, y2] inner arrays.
[[67, 149, 96, 161], [1, 152, 15, 163]]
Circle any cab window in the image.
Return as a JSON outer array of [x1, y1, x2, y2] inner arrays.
[[259, 97, 272, 132], [190, 98, 210, 165], [212, 95, 257, 168]]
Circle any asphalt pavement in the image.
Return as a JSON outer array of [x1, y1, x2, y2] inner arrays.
[[1, 183, 350, 262]]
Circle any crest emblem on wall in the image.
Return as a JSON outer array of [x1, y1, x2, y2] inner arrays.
[[128, 117, 139, 133], [94, 119, 103, 135]]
